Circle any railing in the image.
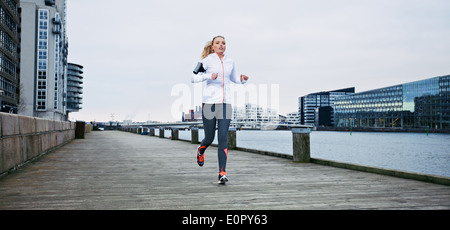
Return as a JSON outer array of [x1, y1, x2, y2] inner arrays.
[[119, 125, 311, 163]]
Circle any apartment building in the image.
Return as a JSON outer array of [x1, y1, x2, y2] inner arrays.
[[19, 0, 69, 120], [0, 0, 20, 113]]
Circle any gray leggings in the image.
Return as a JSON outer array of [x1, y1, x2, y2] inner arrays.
[[199, 103, 232, 173]]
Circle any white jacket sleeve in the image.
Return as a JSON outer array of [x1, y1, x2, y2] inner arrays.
[[230, 62, 247, 84], [191, 72, 212, 83]]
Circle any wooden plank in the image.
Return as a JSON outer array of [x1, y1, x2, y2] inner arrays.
[[0, 131, 449, 210]]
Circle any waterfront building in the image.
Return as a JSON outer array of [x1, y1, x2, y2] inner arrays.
[[334, 75, 450, 130], [0, 0, 20, 113], [19, 0, 74, 120], [279, 114, 287, 124], [298, 87, 355, 127], [66, 63, 83, 112], [182, 106, 202, 122], [123, 120, 133, 126], [232, 103, 279, 129], [183, 104, 280, 129], [285, 112, 300, 125]]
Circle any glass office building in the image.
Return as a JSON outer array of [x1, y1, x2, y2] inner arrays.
[[299, 87, 355, 127], [334, 75, 450, 130]]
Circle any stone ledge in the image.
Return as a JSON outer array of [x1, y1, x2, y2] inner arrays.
[[1, 113, 19, 137], [0, 113, 76, 177]]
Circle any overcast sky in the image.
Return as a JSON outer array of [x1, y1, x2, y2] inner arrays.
[[66, 0, 450, 122]]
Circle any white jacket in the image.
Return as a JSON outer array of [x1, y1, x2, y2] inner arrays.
[[191, 53, 247, 104]]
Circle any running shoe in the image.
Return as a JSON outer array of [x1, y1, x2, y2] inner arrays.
[[218, 171, 228, 184], [197, 146, 206, 167]]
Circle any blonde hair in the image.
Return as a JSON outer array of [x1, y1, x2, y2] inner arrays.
[[201, 36, 225, 59]]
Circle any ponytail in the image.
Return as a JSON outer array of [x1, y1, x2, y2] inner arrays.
[[201, 41, 212, 59]]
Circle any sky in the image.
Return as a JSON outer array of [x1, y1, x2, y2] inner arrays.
[[66, 0, 450, 123]]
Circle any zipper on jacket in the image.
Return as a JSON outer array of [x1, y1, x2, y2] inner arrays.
[[221, 60, 225, 103], [218, 53, 225, 103]]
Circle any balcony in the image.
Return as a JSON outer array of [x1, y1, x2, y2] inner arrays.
[[52, 26, 61, 34], [45, 0, 55, 6], [52, 17, 61, 24], [67, 97, 83, 104], [67, 76, 83, 83]]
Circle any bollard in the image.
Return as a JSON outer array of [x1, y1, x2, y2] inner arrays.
[[75, 121, 85, 139], [191, 127, 199, 144], [228, 127, 236, 150], [159, 127, 165, 138], [292, 128, 310, 162], [171, 128, 179, 140], [150, 128, 155, 136]]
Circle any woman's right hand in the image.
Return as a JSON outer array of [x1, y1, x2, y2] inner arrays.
[[211, 73, 218, 80]]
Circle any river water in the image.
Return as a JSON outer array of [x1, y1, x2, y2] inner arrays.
[[172, 129, 450, 178]]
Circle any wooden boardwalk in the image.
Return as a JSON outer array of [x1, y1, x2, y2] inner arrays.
[[0, 131, 449, 210]]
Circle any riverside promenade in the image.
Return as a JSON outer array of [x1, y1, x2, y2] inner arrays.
[[0, 130, 449, 210]]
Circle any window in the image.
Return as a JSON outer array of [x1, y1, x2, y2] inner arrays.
[[36, 9, 49, 111]]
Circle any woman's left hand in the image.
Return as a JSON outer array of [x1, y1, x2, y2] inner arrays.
[[240, 74, 249, 82]]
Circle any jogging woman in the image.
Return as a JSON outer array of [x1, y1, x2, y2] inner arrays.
[[191, 36, 249, 184]]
